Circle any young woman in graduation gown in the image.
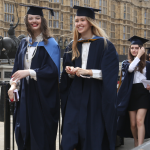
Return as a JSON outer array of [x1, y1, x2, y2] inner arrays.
[[60, 5, 119, 150], [117, 36, 150, 147], [7, 4, 60, 150]]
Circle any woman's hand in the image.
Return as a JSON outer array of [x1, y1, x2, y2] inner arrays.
[[8, 83, 16, 100], [146, 85, 150, 90], [65, 66, 76, 75], [12, 70, 30, 81], [137, 47, 145, 59], [75, 68, 93, 77]]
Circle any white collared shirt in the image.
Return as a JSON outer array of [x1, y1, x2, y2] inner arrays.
[[10, 33, 43, 87], [69, 35, 102, 80]]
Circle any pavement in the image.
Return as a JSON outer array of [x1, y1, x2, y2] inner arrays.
[[0, 119, 149, 150]]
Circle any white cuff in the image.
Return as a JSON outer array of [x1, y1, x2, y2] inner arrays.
[[91, 70, 102, 80], [29, 69, 37, 81], [10, 78, 20, 91], [68, 74, 75, 78]]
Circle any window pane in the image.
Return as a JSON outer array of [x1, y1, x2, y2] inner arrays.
[[123, 26, 125, 33], [70, 24, 73, 31], [70, 15, 72, 23], [124, 13, 126, 19], [7, 4, 8, 12], [5, 3, 6, 12], [70, 0, 73, 7], [7, 4, 9, 13], [127, 26, 130, 33], [61, 13, 63, 21], [111, 24, 115, 31], [127, 14, 130, 20], [99, 7, 101, 13], [49, 20, 52, 27], [99, 0, 101, 6], [10, 4, 11, 13], [123, 46, 125, 54], [7, 14, 9, 22], [12, 5, 14, 13], [49, 11, 52, 19], [103, 8, 107, 14], [53, 20, 56, 28], [144, 31, 146, 38], [124, 4, 126, 12], [99, 21, 101, 27], [145, 11, 147, 18], [9, 14, 11, 22], [123, 34, 125, 40], [61, 22, 63, 29], [57, 12, 59, 20], [145, 18, 146, 24], [5, 14, 6, 21], [56, 21, 59, 28]]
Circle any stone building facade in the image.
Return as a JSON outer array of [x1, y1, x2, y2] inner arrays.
[[0, 0, 150, 54]]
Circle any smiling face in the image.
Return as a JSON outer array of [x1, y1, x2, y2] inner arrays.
[[130, 45, 140, 57], [75, 16, 92, 35], [28, 15, 42, 32]]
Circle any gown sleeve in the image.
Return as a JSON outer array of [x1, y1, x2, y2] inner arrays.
[[128, 57, 140, 73], [60, 42, 74, 122], [101, 40, 119, 142]]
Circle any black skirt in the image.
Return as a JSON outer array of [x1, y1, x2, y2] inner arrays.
[[128, 83, 150, 111]]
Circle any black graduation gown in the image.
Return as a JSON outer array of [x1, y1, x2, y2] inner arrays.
[[117, 60, 150, 138], [60, 37, 119, 150], [12, 38, 60, 150]]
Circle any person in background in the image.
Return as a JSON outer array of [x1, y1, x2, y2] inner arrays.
[[117, 36, 150, 147], [60, 5, 119, 150], [146, 47, 150, 61], [8, 4, 60, 150]]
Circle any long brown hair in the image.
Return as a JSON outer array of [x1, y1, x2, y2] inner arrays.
[[72, 17, 109, 61], [128, 45, 146, 73], [24, 14, 51, 44]]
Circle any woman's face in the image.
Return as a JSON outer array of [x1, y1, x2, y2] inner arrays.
[[130, 45, 140, 57], [28, 15, 41, 32], [75, 16, 92, 35]]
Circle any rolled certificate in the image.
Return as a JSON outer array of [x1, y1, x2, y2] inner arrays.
[[9, 89, 19, 103]]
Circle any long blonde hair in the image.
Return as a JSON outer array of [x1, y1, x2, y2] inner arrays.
[[72, 17, 109, 60]]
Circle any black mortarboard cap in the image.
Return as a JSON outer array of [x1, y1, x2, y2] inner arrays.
[[146, 47, 150, 54], [19, 4, 54, 17], [128, 35, 149, 46], [73, 5, 101, 19]]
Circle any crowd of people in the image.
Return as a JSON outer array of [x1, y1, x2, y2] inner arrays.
[[7, 3, 150, 150]]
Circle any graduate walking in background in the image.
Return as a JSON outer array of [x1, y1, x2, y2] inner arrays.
[[7, 4, 60, 150], [60, 5, 119, 150], [117, 36, 150, 147], [146, 47, 150, 61]]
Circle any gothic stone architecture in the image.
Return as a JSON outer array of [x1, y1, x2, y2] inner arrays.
[[0, 0, 150, 55]]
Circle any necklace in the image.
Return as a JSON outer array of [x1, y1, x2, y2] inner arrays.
[[26, 37, 42, 62]]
